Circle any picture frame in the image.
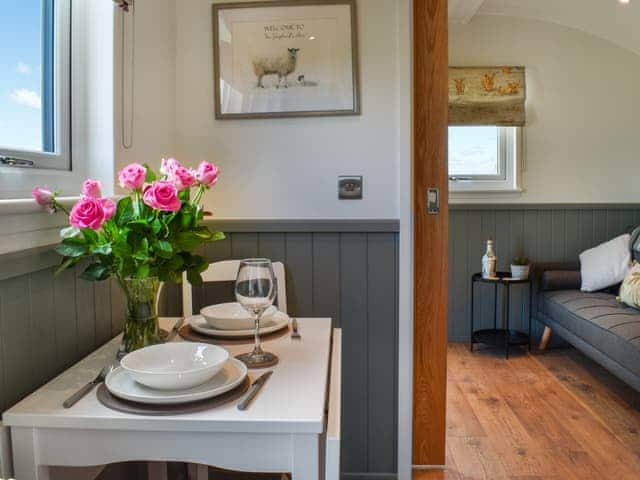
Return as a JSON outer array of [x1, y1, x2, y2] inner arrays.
[[212, 0, 360, 120]]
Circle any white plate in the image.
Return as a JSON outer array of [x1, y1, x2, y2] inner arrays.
[[189, 312, 289, 338], [120, 343, 229, 390], [200, 303, 278, 330], [105, 358, 248, 405]]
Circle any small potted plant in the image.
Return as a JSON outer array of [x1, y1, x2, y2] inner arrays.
[[511, 255, 530, 280]]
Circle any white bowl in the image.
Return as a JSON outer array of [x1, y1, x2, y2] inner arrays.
[[200, 302, 277, 330], [120, 343, 229, 390]]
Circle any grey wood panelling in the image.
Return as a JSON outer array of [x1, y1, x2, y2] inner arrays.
[[0, 225, 400, 480], [449, 206, 640, 342], [0, 264, 126, 412], [159, 231, 400, 479]]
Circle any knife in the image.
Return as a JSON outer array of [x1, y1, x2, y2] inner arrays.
[[237, 371, 273, 411], [166, 317, 185, 342]]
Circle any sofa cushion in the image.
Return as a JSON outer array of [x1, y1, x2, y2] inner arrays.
[[543, 290, 640, 378]]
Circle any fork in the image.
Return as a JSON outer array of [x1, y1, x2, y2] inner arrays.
[[63, 364, 114, 408], [291, 318, 301, 340]]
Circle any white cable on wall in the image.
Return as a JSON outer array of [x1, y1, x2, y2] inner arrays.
[[120, 3, 135, 150]]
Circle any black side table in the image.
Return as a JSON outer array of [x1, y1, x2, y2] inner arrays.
[[470, 272, 532, 358]]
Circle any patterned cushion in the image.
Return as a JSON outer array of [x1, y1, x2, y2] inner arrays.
[[619, 261, 640, 310], [632, 227, 640, 262]]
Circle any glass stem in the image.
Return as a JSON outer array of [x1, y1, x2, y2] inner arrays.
[[253, 313, 263, 355]]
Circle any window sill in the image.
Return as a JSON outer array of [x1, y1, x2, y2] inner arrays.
[[0, 196, 79, 216], [450, 188, 524, 203]]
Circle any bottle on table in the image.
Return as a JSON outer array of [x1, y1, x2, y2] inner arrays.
[[482, 239, 497, 279]]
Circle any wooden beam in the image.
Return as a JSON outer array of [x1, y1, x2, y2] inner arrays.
[[413, 0, 449, 468]]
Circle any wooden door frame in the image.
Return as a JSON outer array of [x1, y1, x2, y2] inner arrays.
[[412, 0, 449, 470]]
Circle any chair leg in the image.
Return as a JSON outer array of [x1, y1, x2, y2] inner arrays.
[[538, 326, 552, 351]]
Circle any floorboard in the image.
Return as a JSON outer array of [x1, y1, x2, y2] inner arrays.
[[414, 344, 640, 480]]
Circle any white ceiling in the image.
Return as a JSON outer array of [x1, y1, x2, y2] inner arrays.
[[450, 0, 640, 56]]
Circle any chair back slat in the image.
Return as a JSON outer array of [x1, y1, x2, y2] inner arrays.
[[182, 260, 287, 316]]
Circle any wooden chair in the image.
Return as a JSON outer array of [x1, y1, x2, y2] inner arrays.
[[182, 260, 288, 317]]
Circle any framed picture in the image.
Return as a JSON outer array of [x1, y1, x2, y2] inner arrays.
[[212, 0, 360, 119]]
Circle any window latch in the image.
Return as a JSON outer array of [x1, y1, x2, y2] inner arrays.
[[0, 156, 35, 168], [448, 176, 473, 182]]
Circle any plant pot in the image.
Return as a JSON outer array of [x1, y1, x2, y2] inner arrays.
[[120, 276, 162, 355], [510, 264, 530, 280]]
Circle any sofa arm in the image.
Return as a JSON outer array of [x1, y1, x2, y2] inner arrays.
[[541, 270, 582, 291], [531, 262, 579, 292]]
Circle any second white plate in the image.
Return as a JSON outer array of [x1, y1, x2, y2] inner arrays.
[[105, 357, 248, 405], [188, 312, 289, 338]]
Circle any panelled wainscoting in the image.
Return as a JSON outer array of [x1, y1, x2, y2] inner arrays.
[[449, 205, 640, 343], [0, 220, 399, 480]]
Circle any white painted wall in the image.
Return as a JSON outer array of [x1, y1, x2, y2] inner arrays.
[[450, 15, 640, 204], [169, 0, 400, 219], [114, 0, 176, 181]]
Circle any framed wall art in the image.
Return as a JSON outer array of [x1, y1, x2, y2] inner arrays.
[[212, 0, 360, 119]]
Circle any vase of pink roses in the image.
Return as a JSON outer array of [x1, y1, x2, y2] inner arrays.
[[33, 158, 223, 353]]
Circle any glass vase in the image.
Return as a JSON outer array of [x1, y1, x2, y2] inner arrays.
[[120, 276, 161, 355]]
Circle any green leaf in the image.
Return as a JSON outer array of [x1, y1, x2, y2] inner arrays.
[[136, 263, 150, 278], [151, 218, 162, 234], [112, 238, 132, 258], [55, 242, 88, 258], [81, 228, 99, 244], [92, 243, 113, 256], [81, 263, 109, 281], [54, 257, 78, 276], [114, 197, 134, 226], [210, 231, 226, 242], [153, 240, 173, 258], [143, 163, 157, 183], [175, 231, 203, 251], [60, 226, 80, 239], [186, 269, 203, 287]]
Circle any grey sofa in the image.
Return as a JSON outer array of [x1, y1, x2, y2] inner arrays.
[[535, 228, 640, 392]]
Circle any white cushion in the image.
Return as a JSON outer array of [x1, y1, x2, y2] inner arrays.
[[580, 234, 632, 292]]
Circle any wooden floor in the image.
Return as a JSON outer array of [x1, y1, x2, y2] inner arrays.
[[414, 344, 640, 480]]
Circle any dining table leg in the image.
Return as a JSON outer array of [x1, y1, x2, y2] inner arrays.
[[11, 428, 50, 480], [291, 434, 320, 480]]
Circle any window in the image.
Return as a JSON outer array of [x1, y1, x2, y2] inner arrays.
[[449, 126, 521, 193], [0, 0, 71, 172]]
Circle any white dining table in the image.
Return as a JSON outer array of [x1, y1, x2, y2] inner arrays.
[[1, 317, 341, 480]]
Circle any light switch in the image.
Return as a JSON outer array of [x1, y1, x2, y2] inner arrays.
[[339, 176, 363, 200], [427, 188, 440, 214]]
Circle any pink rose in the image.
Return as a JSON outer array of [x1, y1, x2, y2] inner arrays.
[[69, 197, 107, 231], [161, 158, 195, 191], [142, 181, 181, 212], [160, 158, 178, 176], [196, 161, 219, 187], [101, 198, 116, 220], [118, 163, 147, 190], [171, 165, 196, 191], [32, 186, 55, 212], [82, 179, 102, 198]]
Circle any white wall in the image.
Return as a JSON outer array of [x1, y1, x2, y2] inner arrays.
[[450, 15, 640, 204], [170, 0, 400, 219], [114, 0, 176, 185]]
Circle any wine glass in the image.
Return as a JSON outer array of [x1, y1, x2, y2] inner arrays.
[[235, 259, 278, 367]]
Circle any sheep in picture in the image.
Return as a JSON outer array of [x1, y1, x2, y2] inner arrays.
[[252, 48, 300, 89]]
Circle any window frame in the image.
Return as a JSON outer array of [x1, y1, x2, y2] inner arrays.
[[449, 126, 522, 194], [0, 0, 71, 172]]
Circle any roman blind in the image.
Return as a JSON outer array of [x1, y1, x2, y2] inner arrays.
[[449, 66, 526, 126]]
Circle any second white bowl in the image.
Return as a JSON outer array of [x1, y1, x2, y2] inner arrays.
[[121, 343, 229, 390], [201, 302, 277, 330]]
